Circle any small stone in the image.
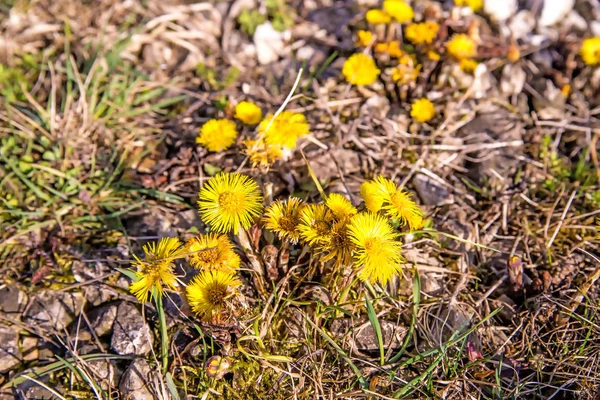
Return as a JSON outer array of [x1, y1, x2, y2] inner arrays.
[[23, 291, 84, 331], [253, 22, 288, 65], [119, 359, 154, 400], [360, 95, 390, 120], [21, 336, 39, 362], [539, 0, 574, 27], [413, 173, 454, 206], [508, 11, 535, 41], [0, 286, 28, 314], [88, 359, 117, 391], [83, 285, 115, 306], [484, 0, 517, 22], [500, 63, 526, 96], [0, 324, 21, 373], [330, 319, 406, 351], [88, 304, 118, 337], [111, 302, 153, 355]]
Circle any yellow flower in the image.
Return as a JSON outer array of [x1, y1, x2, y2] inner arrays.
[[366, 9, 391, 24], [446, 34, 477, 60], [186, 270, 242, 323], [320, 219, 354, 266], [299, 204, 334, 246], [197, 119, 238, 152], [357, 30, 375, 47], [360, 181, 385, 213], [375, 41, 403, 58], [234, 101, 263, 125], [198, 172, 263, 233], [427, 50, 441, 61], [263, 197, 305, 243], [454, 0, 483, 12], [391, 56, 421, 86], [580, 37, 600, 66], [371, 176, 423, 230], [258, 111, 310, 149], [243, 138, 284, 168], [405, 22, 439, 45], [348, 212, 403, 285], [326, 193, 357, 220], [342, 53, 381, 86], [130, 238, 185, 303], [410, 98, 435, 123], [459, 58, 478, 74], [186, 234, 240, 273], [383, 0, 414, 23]]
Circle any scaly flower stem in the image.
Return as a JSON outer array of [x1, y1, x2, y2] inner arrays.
[[155, 295, 169, 374]]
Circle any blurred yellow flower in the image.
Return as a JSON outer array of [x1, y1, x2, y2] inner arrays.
[[299, 204, 334, 246], [410, 98, 435, 123], [360, 181, 385, 213], [371, 176, 423, 230], [243, 138, 284, 168], [263, 197, 305, 243], [197, 119, 238, 152], [198, 172, 263, 233], [375, 41, 403, 58], [342, 53, 381, 86], [459, 58, 478, 74], [326, 193, 357, 220], [427, 50, 441, 61], [186, 270, 241, 323], [446, 34, 477, 60], [234, 101, 263, 125], [405, 22, 439, 45], [357, 30, 375, 47], [366, 9, 391, 24], [383, 0, 414, 23], [186, 234, 240, 273], [392, 54, 421, 85], [258, 111, 310, 149], [454, 0, 483, 12], [348, 212, 403, 285], [580, 37, 600, 66], [130, 238, 186, 303]]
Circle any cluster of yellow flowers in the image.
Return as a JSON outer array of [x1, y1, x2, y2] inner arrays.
[[197, 101, 310, 169], [128, 172, 423, 319]]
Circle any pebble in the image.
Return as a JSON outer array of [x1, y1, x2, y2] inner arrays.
[[119, 359, 154, 400], [111, 302, 154, 356]]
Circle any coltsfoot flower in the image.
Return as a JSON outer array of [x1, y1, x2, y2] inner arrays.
[[342, 53, 381, 86], [454, 0, 483, 12], [446, 34, 477, 60], [299, 204, 334, 246], [186, 234, 240, 273], [580, 37, 600, 66], [263, 197, 305, 243], [243, 138, 284, 168], [375, 41, 403, 58], [459, 58, 478, 74], [197, 119, 238, 152], [405, 22, 439, 45], [383, 0, 414, 23], [410, 98, 435, 123], [366, 9, 391, 24], [235, 101, 263, 125], [258, 111, 310, 149], [348, 212, 403, 285], [186, 270, 242, 323], [326, 193, 357, 220], [198, 172, 263, 233], [130, 238, 186, 303], [357, 30, 375, 47]]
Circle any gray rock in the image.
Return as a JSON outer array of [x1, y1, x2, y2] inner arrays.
[[88, 359, 117, 391], [89, 304, 118, 337], [16, 381, 64, 399], [0, 324, 21, 373], [484, 0, 516, 22], [83, 284, 115, 306], [23, 291, 84, 331], [119, 359, 154, 400], [330, 319, 406, 351], [0, 285, 28, 314], [539, 0, 574, 27], [111, 302, 153, 355], [21, 336, 39, 362], [413, 173, 454, 206]]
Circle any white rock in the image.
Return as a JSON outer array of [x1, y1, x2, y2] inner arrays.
[[563, 10, 588, 31], [119, 359, 154, 400], [253, 22, 288, 65], [539, 0, 574, 27], [501, 63, 526, 96], [296, 45, 316, 61], [484, 0, 517, 22], [23, 291, 84, 331], [592, 21, 600, 37], [508, 10, 535, 40], [0, 325, 20, 373], [471, 63, 494, 99], [111, 302, 153, 355]]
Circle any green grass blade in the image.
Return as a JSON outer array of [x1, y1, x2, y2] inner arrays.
[[388, 271, 420, 364], [365, 295, 385, 366]]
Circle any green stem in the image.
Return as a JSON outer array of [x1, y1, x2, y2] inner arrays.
[[156, 295, 169, 374]]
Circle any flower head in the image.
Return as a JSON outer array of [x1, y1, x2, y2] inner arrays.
[[446, 34, 477, 60], [357, 30, 375, 47], [243, 138, 284, 168], [342, 53, 381, 86], [372, 176, 423, 230], [198, 172, 263, 233], [383, 0, 414, 23], [405, 22, 439, 45], [263, 197, 305, 243], [186, 234, 240, 273], [580, 37, 600, 66], [326, 193, 357, 220], [197, 119, 238, 152], [235, 101, 263, 125], [299, 204, 334, 246], [320, 219, 354, 266], [366, 9, 391, 24], [459, 58, 478, 74], [392, 54, 421, 85], [360, 181, 385, 213], [186, 270, 242, 323], [375, 41, 403, 58], [258, 111, 310, 149], [348, 212, 403, 285], [454, 0, 483, 12], [410, 98, 435, 123], [130, 238, 185, 303]]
